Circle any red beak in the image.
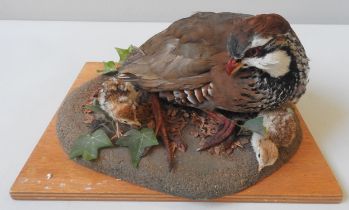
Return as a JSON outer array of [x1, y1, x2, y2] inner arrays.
[[226, 59, 242, 76]]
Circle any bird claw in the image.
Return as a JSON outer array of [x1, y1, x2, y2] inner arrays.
[[197, 112, 236, 151], [171, 141, 187, 153], [111, 122, 123, 140]]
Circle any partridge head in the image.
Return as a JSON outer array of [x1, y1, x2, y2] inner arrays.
[[223, 14, 309, 110]]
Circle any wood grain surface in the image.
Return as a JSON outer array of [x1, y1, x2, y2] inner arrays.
[[10, 62, 343, 203]]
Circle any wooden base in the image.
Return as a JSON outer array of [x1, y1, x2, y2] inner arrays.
[[10, 62, 342, 203]]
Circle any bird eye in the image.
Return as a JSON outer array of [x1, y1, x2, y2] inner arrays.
[[245, 47, 262, 57]]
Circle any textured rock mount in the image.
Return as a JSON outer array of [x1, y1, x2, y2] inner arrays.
[[56, 76, 301, 199]]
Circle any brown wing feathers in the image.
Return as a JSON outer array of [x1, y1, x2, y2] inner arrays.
[[118, 13, 249, 87], [117, 12, 250, 108]]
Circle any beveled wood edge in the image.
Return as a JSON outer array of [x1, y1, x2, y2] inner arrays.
[[10, 192, 342, 203]]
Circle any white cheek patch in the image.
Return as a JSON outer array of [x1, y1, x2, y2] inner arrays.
[[242, 50, 291, 77], [250, 36, 272, 48]]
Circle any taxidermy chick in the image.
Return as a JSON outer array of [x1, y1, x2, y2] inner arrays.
[[251, 106, 297, 171], [98, 77, 152, 137]]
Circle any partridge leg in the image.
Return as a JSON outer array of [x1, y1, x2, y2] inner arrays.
[[150, 94, 174, 170], [197, 112, 236, 151]]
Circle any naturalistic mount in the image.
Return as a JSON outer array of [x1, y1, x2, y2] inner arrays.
[[56, 12, 309, 199]]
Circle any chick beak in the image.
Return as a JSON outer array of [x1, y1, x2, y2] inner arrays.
[[226, 58, 242, 76]]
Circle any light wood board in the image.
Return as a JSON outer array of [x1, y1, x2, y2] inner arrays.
[[10, 62, 343, 203]]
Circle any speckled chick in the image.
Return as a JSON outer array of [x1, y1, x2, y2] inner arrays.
[[251, 106, 297, 171], [98, 77, 152, 130]]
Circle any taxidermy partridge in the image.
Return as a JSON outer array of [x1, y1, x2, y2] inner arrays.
[[99, 12, 309, 165]]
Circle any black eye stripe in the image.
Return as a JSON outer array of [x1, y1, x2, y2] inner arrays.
[[263, 38, 276, 48], [245, 38, 279, 58], [264, 40, 278, 52]]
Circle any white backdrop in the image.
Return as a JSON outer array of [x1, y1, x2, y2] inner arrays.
[[1, 20, 349, 210], [0, 0, 348, 24]]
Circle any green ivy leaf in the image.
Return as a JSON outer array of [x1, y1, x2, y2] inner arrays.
[[116, 128, 159, 167], [241, 116, 266, 136], [104, 60, 116, 70], [97, 61, 117, 74], [83, 99, 110, 117], [83, 104, 104, 113], [97, 45, 134, 74], [115, 45, 134, 63], [69, 129, 113, 161]]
